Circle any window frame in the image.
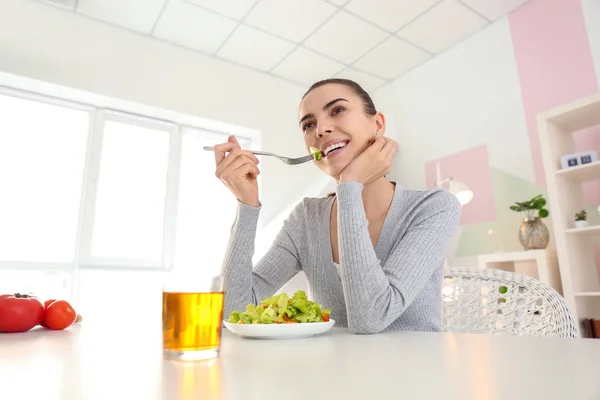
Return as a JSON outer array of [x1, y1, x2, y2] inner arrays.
[[0, 85, 94, 273], [0, 85, 260, 277], [78, 109, 181, 270]]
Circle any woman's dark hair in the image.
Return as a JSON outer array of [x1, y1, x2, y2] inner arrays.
[[302, 78, 377, 116]]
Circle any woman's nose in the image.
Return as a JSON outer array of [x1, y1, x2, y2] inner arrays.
[[316, 127, 332, 138]]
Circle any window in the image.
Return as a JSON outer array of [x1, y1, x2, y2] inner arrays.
[[0, 86, 258, 309], [0, 92, 89, 263], [173, 129, 250, 279], [89, 117, 171, 264]]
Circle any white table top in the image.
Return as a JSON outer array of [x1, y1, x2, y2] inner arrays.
[[2, 318, 600, 400]]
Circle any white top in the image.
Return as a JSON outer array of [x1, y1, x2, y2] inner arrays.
[[2, 320, 600, 400]]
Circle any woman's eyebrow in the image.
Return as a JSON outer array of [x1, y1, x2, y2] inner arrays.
[[299, 98, 348, 126]]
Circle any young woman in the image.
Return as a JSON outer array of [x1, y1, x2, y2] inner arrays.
[[212, 78, 461, 334]]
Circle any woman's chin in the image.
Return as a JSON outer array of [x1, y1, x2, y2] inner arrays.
[[315, 149, 356, 178], [321, 162, 350, 179]]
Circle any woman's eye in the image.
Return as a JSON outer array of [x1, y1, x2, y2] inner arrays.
[[302, 122, 315, 132], [332, 106, 345, 115]]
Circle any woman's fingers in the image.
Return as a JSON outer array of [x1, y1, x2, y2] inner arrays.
[[233, 160, 260, 179], [215, 149, 258, 174], [381, 137, 397, 156], [213, 141, 241, 166], [216, 152, 258, 178]]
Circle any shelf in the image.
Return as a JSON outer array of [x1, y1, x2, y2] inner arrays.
[[555, 160, 600, 182], [565, 225, 600, 236], [575, 292, 600, 297], [537, 92, 600, 132], [477, 249, 555, 263], [538, 92, 600, 333]]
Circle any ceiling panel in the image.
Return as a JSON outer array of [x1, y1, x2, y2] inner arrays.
[[326, 0, 350, 5], [272, 47, 345, 85], [345, 0, 441, 32], [245, 0, 337, 42], [185, 0, 258, 20], [459, 0, 531, 20], [353, 37, 430, 80], [77, 0, 166, 33], [34, 0, 516, 90], [334, 68, 386, 91], [217, 25, 296, 72], [304, 11, 389, 64], [397, 0, 488, 53], [40, 0, 75, 10], [153, 0, 237, 54]]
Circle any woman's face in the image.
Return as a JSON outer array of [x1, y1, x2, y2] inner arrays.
[[298, 83, 385, 179]]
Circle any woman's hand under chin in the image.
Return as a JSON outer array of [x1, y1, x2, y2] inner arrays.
[[339, 135, 397, 186]]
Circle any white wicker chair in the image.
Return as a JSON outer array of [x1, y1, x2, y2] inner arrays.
[[442, 267, 578, 338]]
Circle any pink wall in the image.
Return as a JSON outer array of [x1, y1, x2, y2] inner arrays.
[[509, 0, 599, 189], [509, 0, 600, 273]]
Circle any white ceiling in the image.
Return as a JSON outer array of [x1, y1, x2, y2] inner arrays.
[[39, 0, 531, 91]]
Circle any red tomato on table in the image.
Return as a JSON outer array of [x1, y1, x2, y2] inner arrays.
[[44, 299, 56, 309], [39, 299, 56, 328], [0, 293, 45, 333], [44, 300, 76, 330]]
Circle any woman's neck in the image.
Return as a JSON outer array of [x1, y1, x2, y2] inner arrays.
[[362, 177, 395, 220], [336, 177, 395, 221]]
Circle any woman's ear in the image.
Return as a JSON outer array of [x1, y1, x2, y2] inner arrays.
[[374, 112, 386, 136]]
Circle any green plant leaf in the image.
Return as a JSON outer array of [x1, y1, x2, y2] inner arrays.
[[499, 286, 508, 294], [538, 209, 549, 218], [533, 198, 546, 209]]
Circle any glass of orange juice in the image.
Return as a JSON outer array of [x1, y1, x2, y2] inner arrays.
[[162, 274, 224, 361]]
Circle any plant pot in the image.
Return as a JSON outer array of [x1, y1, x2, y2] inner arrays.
[[518, 217, 549, 250], [575, 220, 589, 228]]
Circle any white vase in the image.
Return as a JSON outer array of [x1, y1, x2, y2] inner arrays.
[[575, 220, 589, 228]]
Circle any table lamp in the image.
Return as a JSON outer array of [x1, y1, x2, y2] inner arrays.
[[435, 162, 473, 206]]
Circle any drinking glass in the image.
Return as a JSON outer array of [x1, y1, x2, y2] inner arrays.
[[162, 275, 224, 361]]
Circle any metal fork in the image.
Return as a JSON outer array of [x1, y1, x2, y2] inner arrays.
[[203, 146, 314, 165]]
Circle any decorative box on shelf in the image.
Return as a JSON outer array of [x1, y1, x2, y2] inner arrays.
[[477, 249, 563, 295], [560, 150, 598, 169]]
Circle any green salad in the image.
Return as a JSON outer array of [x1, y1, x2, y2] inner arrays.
[[228, 290, 331, 324], [309, 147, 322, 161]]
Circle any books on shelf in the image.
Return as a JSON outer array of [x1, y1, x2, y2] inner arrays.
[[583, 318, 600, 338]]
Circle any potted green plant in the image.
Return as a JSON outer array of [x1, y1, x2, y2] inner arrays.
[[509, 194, 550, 250], [575, 210, 588, 228]]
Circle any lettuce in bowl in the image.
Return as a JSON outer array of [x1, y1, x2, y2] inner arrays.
[[228, 290, 331, 324]]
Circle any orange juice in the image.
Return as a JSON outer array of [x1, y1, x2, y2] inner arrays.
[[162, 291, 224, 354]]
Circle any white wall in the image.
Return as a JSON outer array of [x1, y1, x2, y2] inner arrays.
[[0, 0, 330, 226], [583, 0, 600, 84], [389, 18, 531, 191]]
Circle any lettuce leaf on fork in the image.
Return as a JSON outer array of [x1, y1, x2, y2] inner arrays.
[[228, 290, 331, 324]]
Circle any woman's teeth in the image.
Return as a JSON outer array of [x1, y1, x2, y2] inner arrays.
[[324, 141, 348, 156]]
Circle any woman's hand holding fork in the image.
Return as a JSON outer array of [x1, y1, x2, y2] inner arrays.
[[213, 136, 261, 207]]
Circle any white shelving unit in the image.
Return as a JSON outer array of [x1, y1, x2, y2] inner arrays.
[[538, 92, 600, 337], [477, 249, 563, 295]]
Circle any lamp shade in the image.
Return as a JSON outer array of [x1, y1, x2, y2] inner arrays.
[[447, 179, 473, 205]]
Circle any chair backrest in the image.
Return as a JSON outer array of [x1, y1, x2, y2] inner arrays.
[[442, 267, 578, 338]]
